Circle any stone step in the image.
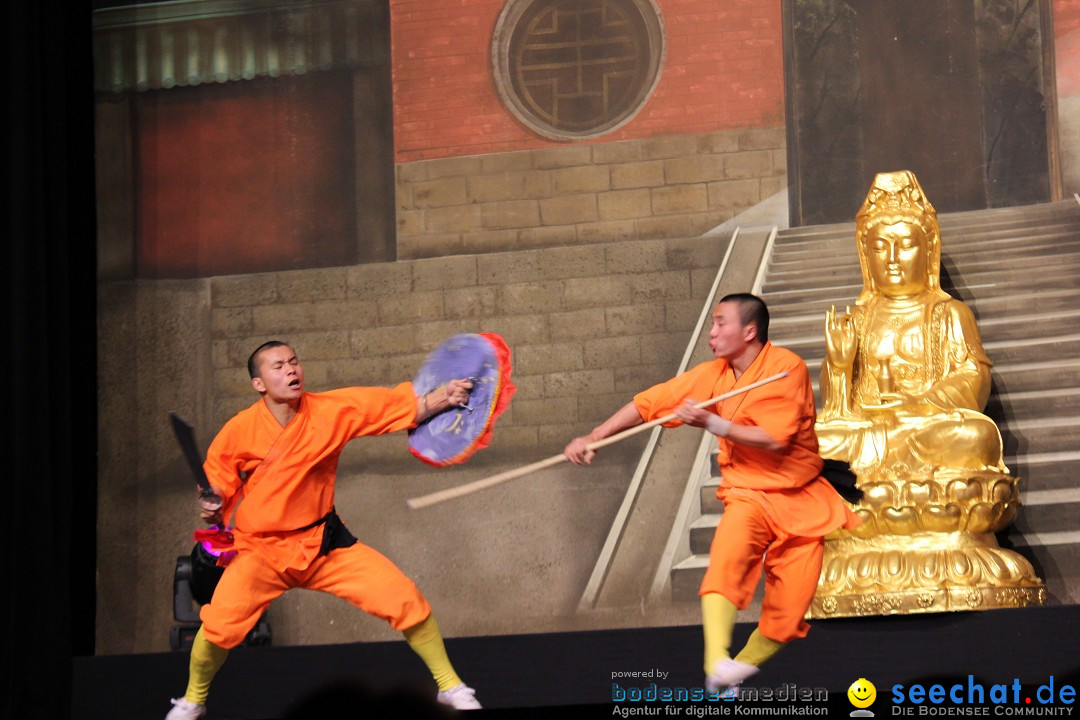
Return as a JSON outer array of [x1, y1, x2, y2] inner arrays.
[[810, 213, 1080, 238], [766, 253, 1080, 297], [764, 289, 1080, 328], [700, 482, 723, 515], [690, 513, 721, 555], [799, 379, 1080, 418], [794, 356, 1080, 395], [670, 555, 708, 603], [769, 223, 1080, 266], [1020, 485, 1080, 506], [1000, 416, 1080, 460], [989, 357, 1080, 393], [790, 354, 1080, 395], [937, 213, 1080, 236], [763, 262, 1080, 296], [1012, 500, 1080, 535], [993, 410, 1080, 451], [771, 330, 1080, 370], [669, 554, 768, 610], [947, 271, 1080, 302], [761, 269, 863, 292], [940, 241, 1080, 271], [764, 281, 864, 303], [979, 309, 1080, 342], [799, 198, 1078, 229], [769, 225, 1080, 270], [772, 201, 1079, 246], [762, 285, 1080, 319], [984, 334, 1080, 365], [935, 199, 1080, 224], [1007, 537, 1080, 570], [922, 233, 1072, 259], [960, 289, 1080, 319], [1010, 454, 1080, 492], [762, 260, 862, 283], [985, 386, 1080, 422]]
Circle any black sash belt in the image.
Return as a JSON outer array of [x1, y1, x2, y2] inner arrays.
[[821, 459, 864, 504], [284, 507, 358, 556]]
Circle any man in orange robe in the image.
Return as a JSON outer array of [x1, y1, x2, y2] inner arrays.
[[165, 341, 481, 719], [565, 294, 859, 690]]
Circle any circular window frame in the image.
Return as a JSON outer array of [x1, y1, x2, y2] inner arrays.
[[491, 0, 666, 142]]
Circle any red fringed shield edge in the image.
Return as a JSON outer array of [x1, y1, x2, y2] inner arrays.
[[409, 332, 517, 468]]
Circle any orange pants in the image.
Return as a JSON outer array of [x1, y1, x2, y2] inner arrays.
[[699, 496, 823, 643], [200, 541, 432, 649]]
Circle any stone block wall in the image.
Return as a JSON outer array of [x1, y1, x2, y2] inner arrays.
[[395, 127, 786, 259], [207, 234, 732, 451]]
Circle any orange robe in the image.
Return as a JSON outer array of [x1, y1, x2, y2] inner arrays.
[[198, 383, 431, 648], [634, 342, 858, 641]]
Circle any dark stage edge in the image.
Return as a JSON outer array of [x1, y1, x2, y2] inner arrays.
[[75, 605, 1080, 719]]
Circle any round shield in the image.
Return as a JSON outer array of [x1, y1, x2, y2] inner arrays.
[[409, 332, 516, 467]]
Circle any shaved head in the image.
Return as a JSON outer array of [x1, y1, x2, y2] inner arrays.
[[247, 340, 290, 379], [718, 293, 769, 343]]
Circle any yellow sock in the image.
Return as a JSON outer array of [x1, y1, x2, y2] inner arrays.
[[734, 628, 786, 667], [403, 615, 462, 692], [184, 626, 229, 705], [701, 593, 738, 675]]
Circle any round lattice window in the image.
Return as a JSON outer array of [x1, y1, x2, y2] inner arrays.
[[492, 0, 665, 141]]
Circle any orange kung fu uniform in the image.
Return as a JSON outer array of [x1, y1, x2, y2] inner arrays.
[[198, 383, 432, 649], [634, 342, 859, 642]]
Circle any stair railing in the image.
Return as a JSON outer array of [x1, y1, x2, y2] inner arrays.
[[577, 228, 745, 610]]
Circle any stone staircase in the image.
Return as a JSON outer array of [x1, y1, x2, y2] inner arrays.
[[669, 199, 1080, 606]]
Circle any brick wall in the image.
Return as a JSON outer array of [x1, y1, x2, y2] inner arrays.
[[390, 0, 785, 163], [1054, 0, 1080, 96], [1055, 0, 1080, 194], [395, 126, 786, 258], [1055, 0, 1080, 34], [206, 234, 730, 455]]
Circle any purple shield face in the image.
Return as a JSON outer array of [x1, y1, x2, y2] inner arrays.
[[409, 333, 511, 466]]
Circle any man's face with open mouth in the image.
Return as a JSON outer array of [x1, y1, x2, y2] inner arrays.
[[252, 345, 305, 402]]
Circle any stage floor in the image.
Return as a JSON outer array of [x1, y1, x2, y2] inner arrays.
[[73, 605, 1079, 719]]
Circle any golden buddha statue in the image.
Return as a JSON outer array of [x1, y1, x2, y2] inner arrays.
[[808, 171, 1045, 617]]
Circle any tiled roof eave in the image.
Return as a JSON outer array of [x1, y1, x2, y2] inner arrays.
[[92, 0, 386, 94]]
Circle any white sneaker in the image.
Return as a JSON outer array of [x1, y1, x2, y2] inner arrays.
[[705, 658, 759, 693], [165, 697, 206, 720], [436, 683, 482, 710]]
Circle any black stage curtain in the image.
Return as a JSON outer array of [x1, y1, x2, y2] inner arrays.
[[4, 2, 98, 719]]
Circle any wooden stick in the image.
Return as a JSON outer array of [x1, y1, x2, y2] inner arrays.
[[406, 371, 788, 510]]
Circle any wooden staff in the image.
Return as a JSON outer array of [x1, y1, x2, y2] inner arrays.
[[406, 371, 788, 510]]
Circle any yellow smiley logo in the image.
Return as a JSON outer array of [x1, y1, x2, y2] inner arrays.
[[848, 678, 877, 709]]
